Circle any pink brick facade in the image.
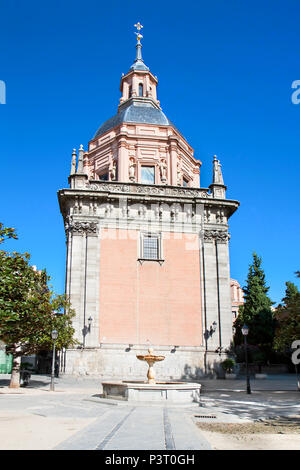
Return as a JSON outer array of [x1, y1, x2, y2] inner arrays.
[[99, 229, 202, 347]]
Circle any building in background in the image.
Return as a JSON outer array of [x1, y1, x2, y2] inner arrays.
[[58, 24, 239, 379], [231, 278, 244, 321]]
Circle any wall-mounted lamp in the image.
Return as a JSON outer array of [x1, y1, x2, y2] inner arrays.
[[88, 316, 93, 332], [209, 321, 217, 336], [82, 317, 93, 348], [171, 345, 179, 353]]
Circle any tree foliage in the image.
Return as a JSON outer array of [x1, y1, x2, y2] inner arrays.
[[274, 276, 300, 353], [234, 252, 275, 352], [0, 223, 17, 244], [0, 224, 77, 387]]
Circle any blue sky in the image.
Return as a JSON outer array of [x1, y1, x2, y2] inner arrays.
[[1, 0, 300, 304]]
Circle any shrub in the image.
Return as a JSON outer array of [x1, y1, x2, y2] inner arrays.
[[221, 358, 236, 373]]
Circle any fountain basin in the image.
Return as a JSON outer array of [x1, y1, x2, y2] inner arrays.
[[101, 381, 201, 404]]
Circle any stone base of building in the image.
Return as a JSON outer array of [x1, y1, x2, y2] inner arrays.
[[61, 344, 227, 380]]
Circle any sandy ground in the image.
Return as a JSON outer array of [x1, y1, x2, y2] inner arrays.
[[0, 411, 95, 450], [196, 420, 300, 450]]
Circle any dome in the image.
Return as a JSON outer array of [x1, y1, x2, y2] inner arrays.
[[94, 102, 181, 139]]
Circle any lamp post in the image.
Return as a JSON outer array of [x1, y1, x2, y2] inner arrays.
[[242, 324, 251, 394], [50, 329, 58, 391]]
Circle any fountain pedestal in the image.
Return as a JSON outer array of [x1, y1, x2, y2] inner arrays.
[[101, 347, 201, 404], [136, 348, 165, 385]]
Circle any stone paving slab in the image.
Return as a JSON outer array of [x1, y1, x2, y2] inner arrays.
[[55, 405, 211, 450], [55, 407, 129, 450], [167, 408, 211, 450], [103, 407, 165, 450]]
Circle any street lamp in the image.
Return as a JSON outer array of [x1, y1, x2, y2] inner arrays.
[[88, 316, 93, 331], [209, 321, 217, 335], [50, 329, 58, 391], [242, 324, 251, 394]]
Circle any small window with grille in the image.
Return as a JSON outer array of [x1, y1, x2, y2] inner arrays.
[[140, 233, 162, 262]]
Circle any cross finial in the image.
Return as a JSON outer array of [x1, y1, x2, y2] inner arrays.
[[134, 22, 143, 31], [134, 22, 143, 42]]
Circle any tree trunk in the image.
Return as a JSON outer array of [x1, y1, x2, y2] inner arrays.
[[9, 355, 21, 388]]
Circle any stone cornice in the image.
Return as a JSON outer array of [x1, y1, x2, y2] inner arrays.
[[58, 182, 239, 221], [87, 181, 211, 198], [58, 181, 211, 204]]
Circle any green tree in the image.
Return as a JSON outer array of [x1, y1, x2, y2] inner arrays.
[[234, 252, 275, 354], [0, 224, 76, 388], [0, 223, 17, 244], [274, 274, 300, 353], [281, 281, 299, 306]]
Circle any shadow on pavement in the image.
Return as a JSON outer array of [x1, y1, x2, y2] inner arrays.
[[201, 390, 300, 420], [0, 377, 50, 389]]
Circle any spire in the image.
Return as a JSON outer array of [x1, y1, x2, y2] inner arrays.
[[210, 155, 226, 199], [118, 23, 160, 110], [76, 144, 84, 174], [130, 22, 149, 72], [70, 148, 77, 175]]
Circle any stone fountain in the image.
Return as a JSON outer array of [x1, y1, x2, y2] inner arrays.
[[101, 347, 201, 404], [136, 347, 165, 384]]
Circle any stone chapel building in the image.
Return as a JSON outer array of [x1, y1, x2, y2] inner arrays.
[[58, 25, 239, 379]]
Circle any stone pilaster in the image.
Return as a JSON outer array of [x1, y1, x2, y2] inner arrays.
[[201, 232, 219, 352], [201, 228, 232, 374], [215, 235, 232, 350], [64, 219, 99, 346], [84, 229, 100, 348], [202, 229, 231, 345]]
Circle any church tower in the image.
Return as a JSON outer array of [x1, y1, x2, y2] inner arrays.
[[58, 24, 239, 378]]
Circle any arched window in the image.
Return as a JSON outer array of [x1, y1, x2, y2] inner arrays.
[[139, 83, 143, 97], [128, 86, 132, 98]]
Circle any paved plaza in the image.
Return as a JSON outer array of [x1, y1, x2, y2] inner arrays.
[[0, 374, 299, 450]]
